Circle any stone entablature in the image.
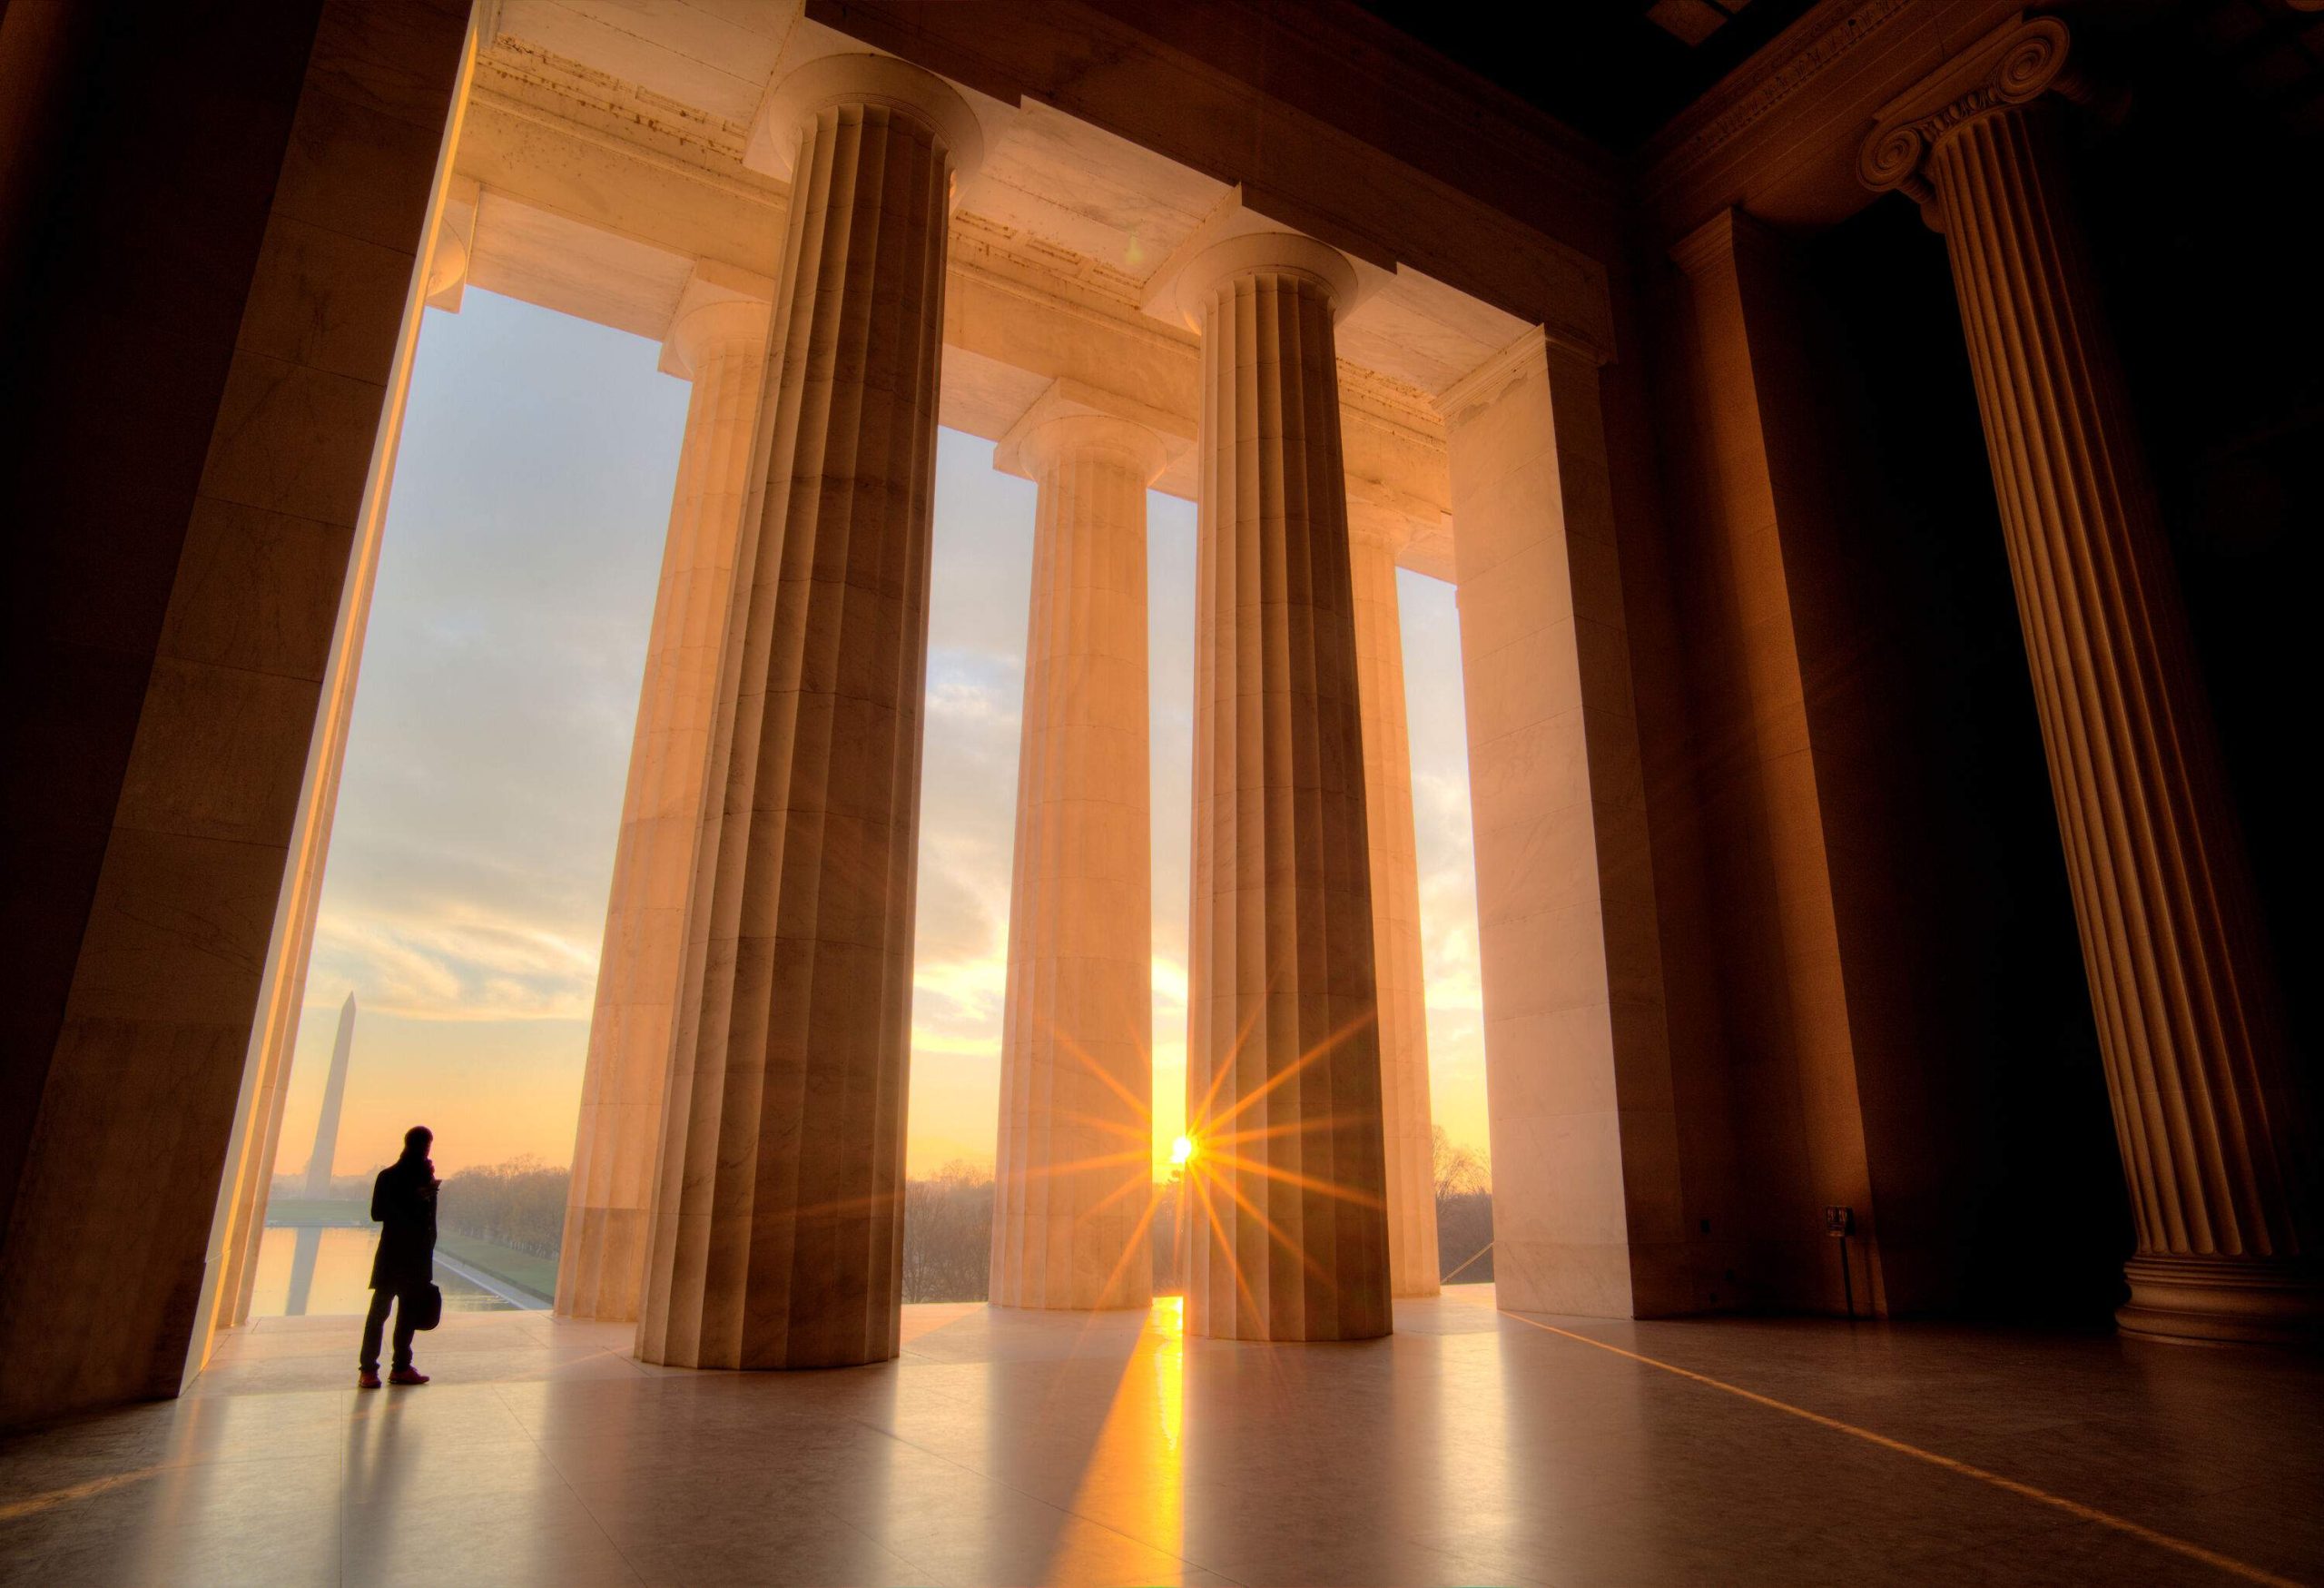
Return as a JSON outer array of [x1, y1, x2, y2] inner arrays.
[[455, 9, 1581, 579]]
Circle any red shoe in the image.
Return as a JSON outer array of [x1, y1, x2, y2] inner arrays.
[[388, 1367, 430, 1386], [358, 1370, 382, 1389]]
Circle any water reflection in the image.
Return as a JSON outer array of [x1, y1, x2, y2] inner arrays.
[[249, 1227, 511, 1317]]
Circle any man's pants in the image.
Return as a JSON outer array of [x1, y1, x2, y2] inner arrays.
[[360, 1286, 421, 1372]]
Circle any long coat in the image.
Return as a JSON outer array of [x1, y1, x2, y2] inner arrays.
[[369, 1154, 438, 1291]]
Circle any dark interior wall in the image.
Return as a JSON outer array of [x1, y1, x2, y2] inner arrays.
[[1599, 252, 1758, 1317], [1788, 198, 2128, 1319], [1635, 255, 1821, 1316], [0, 0, 466, 1427], [1630, 193, 2131, 1324], [2070, 22, 2322, 1129], [0, 0, 329, 1267], [1620, 3, 2313, 1326]]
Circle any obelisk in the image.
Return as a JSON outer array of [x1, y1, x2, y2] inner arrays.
[[303, 992, 357, 1198]]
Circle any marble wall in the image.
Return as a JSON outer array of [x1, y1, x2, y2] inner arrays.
[[0, 0, 468, 1428]]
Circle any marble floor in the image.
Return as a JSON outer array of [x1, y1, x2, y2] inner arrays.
[[2, 1285, 2319, 1586]]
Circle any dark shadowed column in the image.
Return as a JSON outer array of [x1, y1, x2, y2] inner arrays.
[[1863, 16, 2319, 1343]]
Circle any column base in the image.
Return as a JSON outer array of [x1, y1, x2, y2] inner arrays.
[[2117, 1253, 2324, 1346]]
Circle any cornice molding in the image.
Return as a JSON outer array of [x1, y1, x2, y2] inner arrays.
[[475, 44, 753, 171], [1641, 0, 1919, 200], [1437, 327, 1550, 431], [1338, 362, 1443, 453]]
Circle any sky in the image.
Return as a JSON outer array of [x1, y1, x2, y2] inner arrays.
[[275, 289, 1487, 1185]]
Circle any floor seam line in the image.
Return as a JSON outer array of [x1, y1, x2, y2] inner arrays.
[[1499, 1311, 2302, 1588]]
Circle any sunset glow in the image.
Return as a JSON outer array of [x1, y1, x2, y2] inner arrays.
[[268, 291, 1489, 1189]]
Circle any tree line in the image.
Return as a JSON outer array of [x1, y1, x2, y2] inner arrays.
[[284, 1139, 1494, 1298], [439, 1157, 569, 1257], [899, 1132, 1495, 1301]]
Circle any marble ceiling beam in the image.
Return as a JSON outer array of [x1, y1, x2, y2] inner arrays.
[[449, 81, 1457, 574]]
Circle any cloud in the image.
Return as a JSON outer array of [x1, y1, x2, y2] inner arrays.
[[308, 897, 603, 1021], [926, 676, 1020, 735], [294, 330, 1500, 1177]]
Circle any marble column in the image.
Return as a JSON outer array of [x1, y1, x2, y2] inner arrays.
[[1863, 16, 2319, 1343], [1345, 508, 1441, 1297], [558, 268, 770, 1323], [1443, 330, 1687, 1319], [1177, 232, 1392, 1343], [635, 55, 981, 1370], [989, 400, 1166, 1311]]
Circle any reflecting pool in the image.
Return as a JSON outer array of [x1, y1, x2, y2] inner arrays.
[[249, 1226, 515, 1317]]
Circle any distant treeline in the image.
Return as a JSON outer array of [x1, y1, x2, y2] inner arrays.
[[901, 1131, 1494, 1302], [903, 1161, 996, 1302], [271, 1171, 379, 1202], [1433, 1127, 1495, 1284], [277, 1136, 1495, 1297], [439, 1158, 569, 1258]]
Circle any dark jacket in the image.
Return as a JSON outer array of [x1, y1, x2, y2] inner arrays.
[[369, 1152, 438, 1291]]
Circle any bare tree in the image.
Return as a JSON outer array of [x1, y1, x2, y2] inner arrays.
[[1431, 1127, 1494, 1284], [901, 1159, 995, 1302], [439, 1157, 569, 1257], [1433, 1126, 1488, 1203]]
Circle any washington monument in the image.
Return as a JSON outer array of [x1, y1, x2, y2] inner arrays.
[[302, 992, 358, 1197]]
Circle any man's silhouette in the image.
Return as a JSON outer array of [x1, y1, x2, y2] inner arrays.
[[359, 1125, 438, 1388]]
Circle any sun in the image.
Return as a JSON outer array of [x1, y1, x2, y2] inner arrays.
[[1170, 1134, 1196, 1168]]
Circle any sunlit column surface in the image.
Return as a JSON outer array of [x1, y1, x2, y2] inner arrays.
[[1443, 330, 1687, 1319], [990, 402, 1167, 1310], [1346, 509, 1441, 1297], [1863, 16, 2319, 1343], [1177, 232, 1392, 1343], [635, 55, 980, 1369], [558, 268, 771, 1323]]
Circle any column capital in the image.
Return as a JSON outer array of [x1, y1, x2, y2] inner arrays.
[[1167, 232, 1359, 332], [747, 53, 985, 189], [994, 379, 1177, 485], [657, 261, 775, 379], [423, 175, 479, 313], [1859, 15, 2119, 222], [1857, 15, 2105, 221], [1141, 190, 1366, 332]]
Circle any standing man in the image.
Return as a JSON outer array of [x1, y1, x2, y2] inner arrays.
[[359, 1125, 438, 1387]]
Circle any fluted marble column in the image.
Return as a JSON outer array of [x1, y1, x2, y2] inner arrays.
[[990, 405, 1166, 1310], [1346, 509, 1440, 1297], [1177, 232, 1392, 1343], [1864, 16, 2319, 1343], [558, 271, 770, 1323], [636, 55, 981, 1369]]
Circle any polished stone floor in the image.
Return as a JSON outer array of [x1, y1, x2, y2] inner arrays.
[[2, 1285, 2319, 1586]]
